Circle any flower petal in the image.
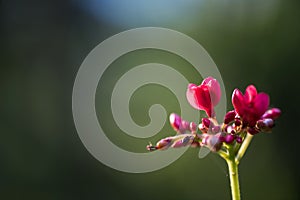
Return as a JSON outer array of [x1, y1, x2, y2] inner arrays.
[[194, 85, 211, 110], [232, 89, 245, 117], [201, 76, 215, 85], [244, 85, 257, 103], [186, 84, 201, 110], [254, 92, 270, 117], [202, 77, 221, 106]]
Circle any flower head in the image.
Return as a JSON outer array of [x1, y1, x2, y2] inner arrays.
[[147, 77, 280, 162], [186, 77, 221, 117], [232, 85, 269, 127]]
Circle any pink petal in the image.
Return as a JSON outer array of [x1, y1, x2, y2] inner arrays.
[[194, 85, 212, 110], [186, 84, 201, 110], [201, 76, 215, 85], [244, 85, 257, 103], [202, 77, 221, 106], [232, 89, 245, 116], [254, 93, 270, 117]]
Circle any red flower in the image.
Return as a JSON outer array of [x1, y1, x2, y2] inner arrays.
[[232, 85, 269, 127], [186, 77, 221, 117]]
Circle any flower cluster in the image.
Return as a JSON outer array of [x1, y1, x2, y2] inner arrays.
[[147, 77, 281, 153]]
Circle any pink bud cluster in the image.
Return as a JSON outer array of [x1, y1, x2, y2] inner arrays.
[[147, 113, 199, 151], [147, 77, 281, 153]]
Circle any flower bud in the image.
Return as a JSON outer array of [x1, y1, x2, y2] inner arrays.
[[201, 134, 209, 145], [172, 135, 194, 148], [156, 138, 172, 150], [202, 118, 212, 128], [181, 120, 190, 132], [189, 122, 197, 132], [234, 118, 242, 126], [262, 108, 281, 120], [198, 123, 207, 133], [224, 110, 236, 124], [169, 113, 182, 132], [212, 126, 221, 134], [207, 135, 223, 152], [224, 134, 235, 144], [225, 125, 234, 134], [256, 118, 274, 132], [236, 136, 243, 144]]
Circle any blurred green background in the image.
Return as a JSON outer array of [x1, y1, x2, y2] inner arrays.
[[1, 0, 299, 199]]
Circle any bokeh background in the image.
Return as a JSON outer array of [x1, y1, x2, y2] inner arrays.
[[1, 0, 299, 199]]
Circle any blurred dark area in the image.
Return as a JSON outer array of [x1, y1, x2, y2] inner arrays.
[[1, 0, 299, 199]]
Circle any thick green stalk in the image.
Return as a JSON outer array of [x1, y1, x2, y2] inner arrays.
[[221, 132, 253, 200], [226, 159, 241, 200]]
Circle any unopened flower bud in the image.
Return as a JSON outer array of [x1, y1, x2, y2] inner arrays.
[[234, 118, 242, 126], [224, 134, 235, 144], [148, 134, 195, 151], [201, 134, 209, 145], [172, 135, 194, 148], [189, 122, 197, 132], [181, 120, 190, 132], [198, 123, 207, 133], [256, 118, 274, 132], [224, 110, 236, 124], [169, 113, 182, 132], [156, 138, 172, 150], [225, 125, 234, 134], [202, 118, 212, 128], [262, 108, 281, 120], [206, 134, 223, 152], [236, 136, 243, 144], [212, 126, 221, 134]]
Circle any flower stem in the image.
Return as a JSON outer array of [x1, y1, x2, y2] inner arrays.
[[235, 133, 253, 165], [226, 159, 241, 200]]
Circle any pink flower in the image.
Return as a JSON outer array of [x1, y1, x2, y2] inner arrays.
[[232, 85, 269, 127], [186, 77, 221, 117]]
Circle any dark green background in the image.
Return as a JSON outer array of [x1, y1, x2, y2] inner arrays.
[[1, 0, 299, 199]]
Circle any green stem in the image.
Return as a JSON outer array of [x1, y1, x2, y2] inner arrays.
[[235, 133, 253, 165], [226, 159, 241, 200]]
